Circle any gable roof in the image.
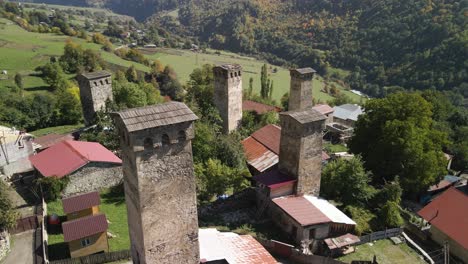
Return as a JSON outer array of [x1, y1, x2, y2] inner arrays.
[[62, 213, 108, 242], [242, 100, 281, 115], [253, 169, 296, 189], [33, 133, 75, 150], [29, 140, 121, 178], [418, 188, 468, 249], [112, 102, 198, 132], [272, 195, 356, 227], [62, 191, 100, 214], [312, 104, 334, 115], [242, 124, 329, 173], [80, 71, 111, 80], [291, 68, 316, 75], [333, 104, 363, 121], [199, 228, 277, 264], [280, 108, 326, 124]]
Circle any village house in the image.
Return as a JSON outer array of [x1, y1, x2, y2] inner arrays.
[[62, 213, 109, 258], [242, 100, 282, 115], [62, 191, 101, 221], [242, 124, 330, 175], [29, 140, 122, 196], [199, 228, 277, 264], [332, 104, 363, 127], [418, 188, 468, 263], [312, 104, 334, 125]]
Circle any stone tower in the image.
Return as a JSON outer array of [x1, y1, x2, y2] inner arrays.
[[288, 68, 316, 111], [112, 102, 199, 264], [278, 108, 326, 196], [213, 64, 243, 134], [77, 71, 113, 126]]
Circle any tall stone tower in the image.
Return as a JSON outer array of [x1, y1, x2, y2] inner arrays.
[[112, 102, 199, 264], [278, 108, 326, 196], [77, 71, 113, 126], [213, 64, 243, 134], [288, 68, 316, 111]]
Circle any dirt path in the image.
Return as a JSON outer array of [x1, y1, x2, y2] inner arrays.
[[2, 231, 34, 264]]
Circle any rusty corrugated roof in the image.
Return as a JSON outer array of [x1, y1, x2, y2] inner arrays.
[[418, 188, 468, 249], [243, 100, 281, 115], [312, 104, 334, 115], [251, 125, 281, 154], [62, 213, 108, 242], [34, 133, 75, 150], [62, 191, 100, 214], [273, 196, 330, 226], [253, 169, 296, 189]]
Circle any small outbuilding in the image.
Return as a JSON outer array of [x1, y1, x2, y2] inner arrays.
[[62, 213, 109, 258], [62, 191, 101, 221]]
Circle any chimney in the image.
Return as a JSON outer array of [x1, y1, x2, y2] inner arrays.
[[278, 108, 326, 196], [288, 68, 316, 111]]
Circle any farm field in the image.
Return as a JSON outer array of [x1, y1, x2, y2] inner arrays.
[[0, 17, 148, 94], [143, 48, 362, 103]]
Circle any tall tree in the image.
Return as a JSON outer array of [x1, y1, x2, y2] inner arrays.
[[14, 73, 23, 97], [349, 92, 448, 195]]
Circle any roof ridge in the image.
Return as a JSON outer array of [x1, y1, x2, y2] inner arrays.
[[64, 140, 89, 162]]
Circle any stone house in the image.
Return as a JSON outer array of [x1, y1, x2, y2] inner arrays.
[[62, 191, 101, 221], [29, 140, 122, 197], [312, 104, 334, 125], [62, 213, 109, 258], [332, 104, 363, 128], [0, 126, 35, 177], [418, 188, 468, 263]]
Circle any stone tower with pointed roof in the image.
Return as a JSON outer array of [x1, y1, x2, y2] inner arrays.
[[213, 64, 243, 134], [278, 108, 326, 196], [77, 71, 113, 126], [289, 68, 316, 111], [112, 102, 199, 264]]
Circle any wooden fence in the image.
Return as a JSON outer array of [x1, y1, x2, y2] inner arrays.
[[49, 250, 131, 264], [9, 215, 39, 234], [356, 228, 403, 245]]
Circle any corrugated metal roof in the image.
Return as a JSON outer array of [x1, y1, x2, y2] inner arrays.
[[62, 191, 100, 214], [254, 169, 296, 189], [251, 125, 281, 154], [333, 104, 363, 121], [62, 213, 108, 242], [273, 195, 356, 227], [418, 188, 468, 249], [113, 102, 198, 132], [312, 104, 334, 115], [80, 71, 111, 80], [33, 133, 74, 150], [29, 140, 121, 178], [281, 108, 326, 124], [199, 228, 277, 264], [242, 100, 281, 115]]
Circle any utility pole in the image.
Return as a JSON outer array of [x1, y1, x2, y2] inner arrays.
[[444, 241, 450, 264]]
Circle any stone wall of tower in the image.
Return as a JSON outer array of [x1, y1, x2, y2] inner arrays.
[[213, 65, 243, 134], [78, 74, 113, 126], [113, 119, 199, 264], [289, 69, 315, 111], [278, 111, 326, 196]]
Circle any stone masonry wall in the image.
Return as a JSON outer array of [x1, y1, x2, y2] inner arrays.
[[78, 75, 113, 126], [213, 67, 243, 134], [63, 163, 122, 197], [0, 230, 10, 261], [289, 71, 313, 111]]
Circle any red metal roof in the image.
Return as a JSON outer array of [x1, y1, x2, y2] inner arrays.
[[418, 188, 468, 249], [62, 213, 108, 242], [312, 104, 334, 115], [254, 169, 296, 189], [34, 133, 74, 150], [62, 191, 100, 214], [273, 196, 330, 226], [243, 100, 281, 115], [29, 140, 121, 178], [251, 125, 281, 154]]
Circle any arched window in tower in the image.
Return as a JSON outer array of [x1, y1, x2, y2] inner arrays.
[[94, 82, 98, 86], [177, 131, 186, 142], [230, 72, 233, 78], [161, 134, 170, 146], [234, 72, 237, 77], [100, 80, 104, 85], [105, 79, 109, 84], [143, 138, 153, 150], [238, 71, 241, 76]]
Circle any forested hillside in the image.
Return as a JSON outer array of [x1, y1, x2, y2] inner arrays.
[[168, 0, 467, 98]]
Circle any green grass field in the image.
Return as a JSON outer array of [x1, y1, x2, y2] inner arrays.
[[144, 48, 362, 104], [338, 239, 426, 264], [46, 188, 129, 260], [0, 17, 147, 94]]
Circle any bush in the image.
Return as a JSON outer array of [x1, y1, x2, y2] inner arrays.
[[0, 181, 19, 229], [344, 205, 375, 235], [378, 201, 404, 228], [37, 177, 69, 202]]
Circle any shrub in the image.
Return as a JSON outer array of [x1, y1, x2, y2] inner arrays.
[[37, 176, 69, 202]]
